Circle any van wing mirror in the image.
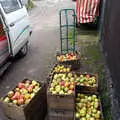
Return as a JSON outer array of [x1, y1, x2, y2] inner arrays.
[[21, 0, 28, 5]]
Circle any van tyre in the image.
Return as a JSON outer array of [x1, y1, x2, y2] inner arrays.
[[18, 44, 28, 57]]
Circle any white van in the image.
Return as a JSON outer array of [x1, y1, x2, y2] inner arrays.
[[0, 0, 32, 72]]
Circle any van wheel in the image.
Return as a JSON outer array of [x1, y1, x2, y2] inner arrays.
[[18, 44, 28, 57]]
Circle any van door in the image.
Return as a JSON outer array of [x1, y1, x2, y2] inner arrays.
[[0, 0, 31, 56]]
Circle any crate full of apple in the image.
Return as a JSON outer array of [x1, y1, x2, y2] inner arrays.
[[48, 64, 71, 80], [0, 79, 47, 120], [75, 73, 98, 93], [3, 80, 41, 106], [75, 93, 103, 120], [47, 73, 75, 110], [56, 51, 80, 63]]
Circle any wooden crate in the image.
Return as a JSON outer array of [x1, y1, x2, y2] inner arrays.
[[48, 109, 74, 120], [75, 72, 98, 94], [47, 92, 75, 110], [0, 79, 47, 120], [47, 64, 72, 85], [75, 91, 104, 120], [56, 51, 80, 70], [47, 72, 75, 110]]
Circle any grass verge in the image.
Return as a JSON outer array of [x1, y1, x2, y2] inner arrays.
[[75, 26, 113, 120]]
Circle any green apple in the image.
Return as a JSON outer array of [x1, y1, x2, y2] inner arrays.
[[8, 91, 14, 98], [86, 114, 91, 119], [89, 117, 95, 120], [4, 97, 10, 103], [61, 86, 64, 89], [93, 84, 97, 87], [59, 90, 64, 95], [94, 98, 99, 102], [80, 83, 84, 86], [75, 112, 80, 118], [81, 117, 86, 120], [94, 102, 99, 108], [92, 108, 97, 113], [68, 73, 72, 78], [32, 80, 37, 86], [95, 111, 101, 119], [80, 109, 86, 117], [87, 96, 92, 101], [49, 87, 54, 92], [92, 79, 96, 84], [13, 100, 17, 105], [80, 99, 85, 103], [53, 74, 58, 79], [70, 77, 74, 82], [77, 103, 82, 108], [80, 75, 84, 78], [80, 78, 85, 83], [92, 95, 97, 99], [52, 91, 57, 94], [51, 83, 55, 87], [31, 93, 35, 98]]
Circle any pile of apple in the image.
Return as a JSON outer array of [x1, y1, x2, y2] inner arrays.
[[3, 80, 41, 106], [52, 65, 70, 73], [49, 73, 75, 95], [75, 93, 101, 120], [57, 52, 77, 62], [75, 74, 97, 87]]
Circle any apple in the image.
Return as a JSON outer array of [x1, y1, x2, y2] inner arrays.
[[22, 88, 28, 95], [15, 87, 20, 92], [11, 95, 17, 101], [25, 99, 31, 104], [25, 94, 31, 100], [49, 87, 54, 92], [64, 82, 70, 87], [19, 94, 24, 99], [94, 102, 99, 109], [75, 112, 80, 118], [17, 99, 24, 105], [52, 91, 57, 94], [4, 97, 10, 103], [59, 90, 64, 95], [31, 93, 35, 99], [32, 80, 37, 86], [64, 87, 68, 92], [55, 86, 61, 93], [24, 83, 30, 89], [87, 96, 92, 101], [70, 77, 74, 82], [17, 83, 24, 89], [13, 100, 17, 105], [80, 109, 86, 117], [80, 117, 86, 120], [67, 90, 73, 94], [25, 80, 31, 84], [14, 92, 20, 99], [27, 86, 33, 93], [69, 84, 74, 90], [59, 81, 65, 86], [89, 117, 95, 120], [8, 91, 14, 98]]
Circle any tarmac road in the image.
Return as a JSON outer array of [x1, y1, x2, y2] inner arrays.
[[0, 0, 75, 97]]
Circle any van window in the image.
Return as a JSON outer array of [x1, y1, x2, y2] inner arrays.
[[0, 0, 22, 14]]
